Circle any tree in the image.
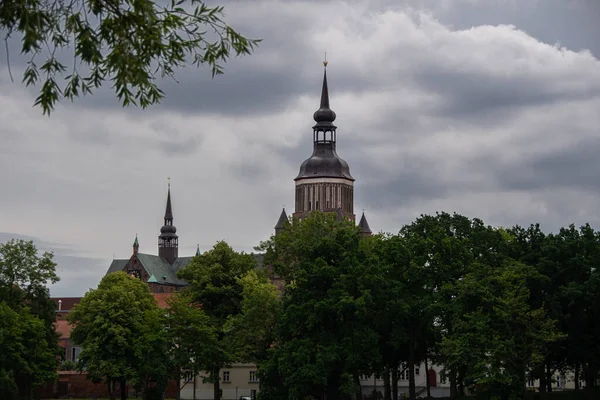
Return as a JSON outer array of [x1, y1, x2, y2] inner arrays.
[[0, 0, 260, 114], [440, 260, 560, 400], [177, 240, 257, 400], [0, 302, 58, 400], [68, 271, 166, 400], [258, 212, 380, 400], [223, 270, 280, 365], [165, 291, 219, 400], [0, 239, 60, 400]]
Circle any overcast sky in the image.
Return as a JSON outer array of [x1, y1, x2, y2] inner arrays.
[[1, 0, 600, 297]]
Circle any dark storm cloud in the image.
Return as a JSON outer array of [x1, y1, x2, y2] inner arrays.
[[414, 67, 593, 120], [494, 137, 600, 193]]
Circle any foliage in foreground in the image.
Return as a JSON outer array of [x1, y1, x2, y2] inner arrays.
[[256, 212, 600, 400], [0, 239, 60, 400], [0, 0, 260, 114]]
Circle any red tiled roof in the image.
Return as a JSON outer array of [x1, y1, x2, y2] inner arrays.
[[51, 297, 82, 311], [52, 293, 179, 340]]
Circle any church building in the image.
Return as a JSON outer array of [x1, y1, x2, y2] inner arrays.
[[105, 62, 373, 292], [105, 183, 198, 293]]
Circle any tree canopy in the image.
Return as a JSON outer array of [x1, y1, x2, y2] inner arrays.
[[0, 239, 60, 400], [0, 0, 260, 114], [68, 271, 165, 400], [177, 240, 267, 400]]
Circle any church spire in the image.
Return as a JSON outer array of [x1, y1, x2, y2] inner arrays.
[[274, 208, 289, 236], [164, 177, 173, 223], [313, 61, 337, 132], [158, 179, 179, 264], [133, 234, 139, 255], [358, 212, 372, 237]]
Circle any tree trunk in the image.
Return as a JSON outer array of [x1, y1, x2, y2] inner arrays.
[[175, 367, 181, 400], [575, 363, 580, 391], [408, 344, 416, 400], [449, 369, 457, 398], [585, 365, 596, 400], [425, 358, 431, 398], [326, 370, 342, 400], [353, 372, 363, 400], [457, 366, 465, 397], [120, 378, 127, 400], [391, 367, 398, 400], [193, 372, 197, 400], [383, 369, 391, 400], [213, 369, 221, 400], [545, 364, 552, 393], [107, 378, 113, 400], [538, 364, 547, 393]]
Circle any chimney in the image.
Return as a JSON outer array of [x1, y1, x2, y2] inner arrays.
[[58, 299, 62, 311]]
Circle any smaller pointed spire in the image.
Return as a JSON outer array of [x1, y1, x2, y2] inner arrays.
[[275, 208, 290, 235], [358, 212, 372, 237], [133, 234, 139, 255], [196, 244, 201, 256], [164, 180, 173, 221]]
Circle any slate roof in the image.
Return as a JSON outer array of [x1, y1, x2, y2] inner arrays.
[[358, 212, 372, 234], [275, 208, 289, 230], [106, 254, 191, 286], [106, 252, 265, 286]]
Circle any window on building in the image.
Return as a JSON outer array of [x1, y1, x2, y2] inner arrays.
[[399, 369, 407, 381], [415, 367, 420, 376], [184, 371, 194, 382], [527, 377, 535, 387], [71, 346, 82, 362], [222, 371, 230, 383], [555, 375, 561, 388], [249, 371, 258, 382]]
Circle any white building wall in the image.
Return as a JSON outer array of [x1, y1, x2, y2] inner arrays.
[[181, 364, 259, 400]]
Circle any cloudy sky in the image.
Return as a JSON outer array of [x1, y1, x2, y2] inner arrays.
[[1, 0, 600, 297]]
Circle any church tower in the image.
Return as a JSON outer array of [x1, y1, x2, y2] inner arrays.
[[158, 181, 179, 264], [293, 62, 355, 221]]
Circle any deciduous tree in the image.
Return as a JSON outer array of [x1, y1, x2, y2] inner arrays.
[[258, 212, 380, 400], [0, 0, 260, 114], [0, 239, 60, 400], [68, 271, 165, 400], [177, 240, 257, 400]]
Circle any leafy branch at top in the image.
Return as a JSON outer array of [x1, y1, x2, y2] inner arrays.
[[0, 0, 260, 115]]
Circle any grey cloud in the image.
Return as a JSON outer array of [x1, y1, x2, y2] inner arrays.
[[0, 232, 106, 297], [432, 0, 600, 58], [493, 137, 600, 192]]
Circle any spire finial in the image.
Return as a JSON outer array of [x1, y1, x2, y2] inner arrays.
[[196, 244, 201, 256], [167, 177, 171, 188], [323, 52, 328, 67]]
